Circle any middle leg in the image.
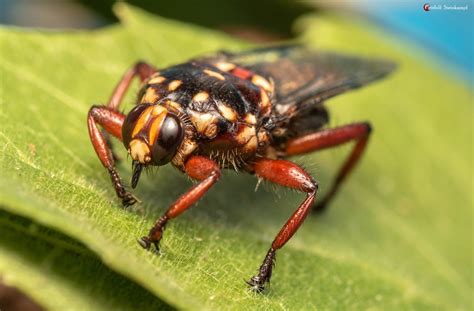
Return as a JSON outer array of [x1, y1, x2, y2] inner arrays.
[[138, 156, 221, 251], [247, 158, 318, 292]]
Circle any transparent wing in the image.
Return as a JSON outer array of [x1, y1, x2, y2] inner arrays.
[[210, 45, 396, 109]]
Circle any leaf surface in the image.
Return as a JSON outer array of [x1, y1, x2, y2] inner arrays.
[[0, 4, 471, 310], [0, 211, 169, 310]]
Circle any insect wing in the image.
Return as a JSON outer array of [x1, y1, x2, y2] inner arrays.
[[219, 46, 396, 109]]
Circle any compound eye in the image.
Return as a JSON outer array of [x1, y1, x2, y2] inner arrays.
[[151, 113, 184, 165], [122, 104, 151, 147]]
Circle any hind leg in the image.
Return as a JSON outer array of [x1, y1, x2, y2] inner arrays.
[[284, 122, 371, 212]]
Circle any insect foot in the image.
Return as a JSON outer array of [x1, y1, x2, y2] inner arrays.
[[246, 275, 268, 293], [138, 215, 167, 253], [121, 192, 140, 207], [137, 236, 151, 249], [137, 236, 161, 253], [107, 167, 140, 207], [247, 248, 275, 293]]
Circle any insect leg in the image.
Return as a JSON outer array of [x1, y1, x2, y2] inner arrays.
[[285, 122, 371, 212], [107, 61, 156, 110], [87, 105, 139, 207], [103, 61, 157, 162], [247, 158, 318, 292], [138, 156, 221, 251]]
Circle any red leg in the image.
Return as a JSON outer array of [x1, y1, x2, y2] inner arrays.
[[285, 122, 371, 212], [247, 158, 318, 292], [138, 156, 221, 251], [87, 61, 156, 206], [107, 61, 156, 110], [88, 106, 138, 206]]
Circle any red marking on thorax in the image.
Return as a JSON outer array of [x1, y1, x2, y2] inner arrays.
[[231, 67, 253, 80]]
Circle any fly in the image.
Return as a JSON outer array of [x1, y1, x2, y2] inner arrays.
[[87, 45, 395, 292]]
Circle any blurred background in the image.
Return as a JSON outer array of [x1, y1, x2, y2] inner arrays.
[[1, 0, 473, 83]]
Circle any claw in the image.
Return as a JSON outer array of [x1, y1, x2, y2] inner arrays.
[[246, 276, 266, 293], [137, 236, 151, 249], [138, 236, 161, 254], [152, 242, 161, 254], [122, 192, 141, 207]]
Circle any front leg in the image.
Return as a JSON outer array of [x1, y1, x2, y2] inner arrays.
[[138, 156, 221, 251], [247, 158, 318, 292], [88, 106, 138, 206], [87, 61, 156, 206], [106, 61, 156, 110]]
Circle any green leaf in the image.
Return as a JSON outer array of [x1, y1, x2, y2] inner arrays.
[[0, 210, 169, 310], [0, 3, 471, 310]]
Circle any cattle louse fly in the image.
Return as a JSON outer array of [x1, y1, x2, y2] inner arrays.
[[87, 45, 395, 292]]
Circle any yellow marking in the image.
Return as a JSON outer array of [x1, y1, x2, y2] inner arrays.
[[258, 130, 269, 143], [168, 80, 182, 91], [236, 125, 256, 145], [163, 100, 183, 112], [257, 130, 270, 150], [171, 138, 198, 167], [132, 105, 154, 137], [193, 91, 209, 102], [204, 123, 218, 138], [260, 89, 271, 116], [203, 69, 225, 81], [129, 139, 150, 164], [148, 111, 167, 144], [141, 87, 160, 104], [217, 103, 237, 122], [215, 62, 236, 72], [252, 74, 273, 93], [148, 76, 166, 84], [151, 105, 167, 116], [241, 127, 269, 154], [244, 113, 257, 125], [243, 136, 258, 154], [188, 111, 219, 133]]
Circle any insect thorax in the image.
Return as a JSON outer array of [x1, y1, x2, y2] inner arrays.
[[137, 62, 273, 169]]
